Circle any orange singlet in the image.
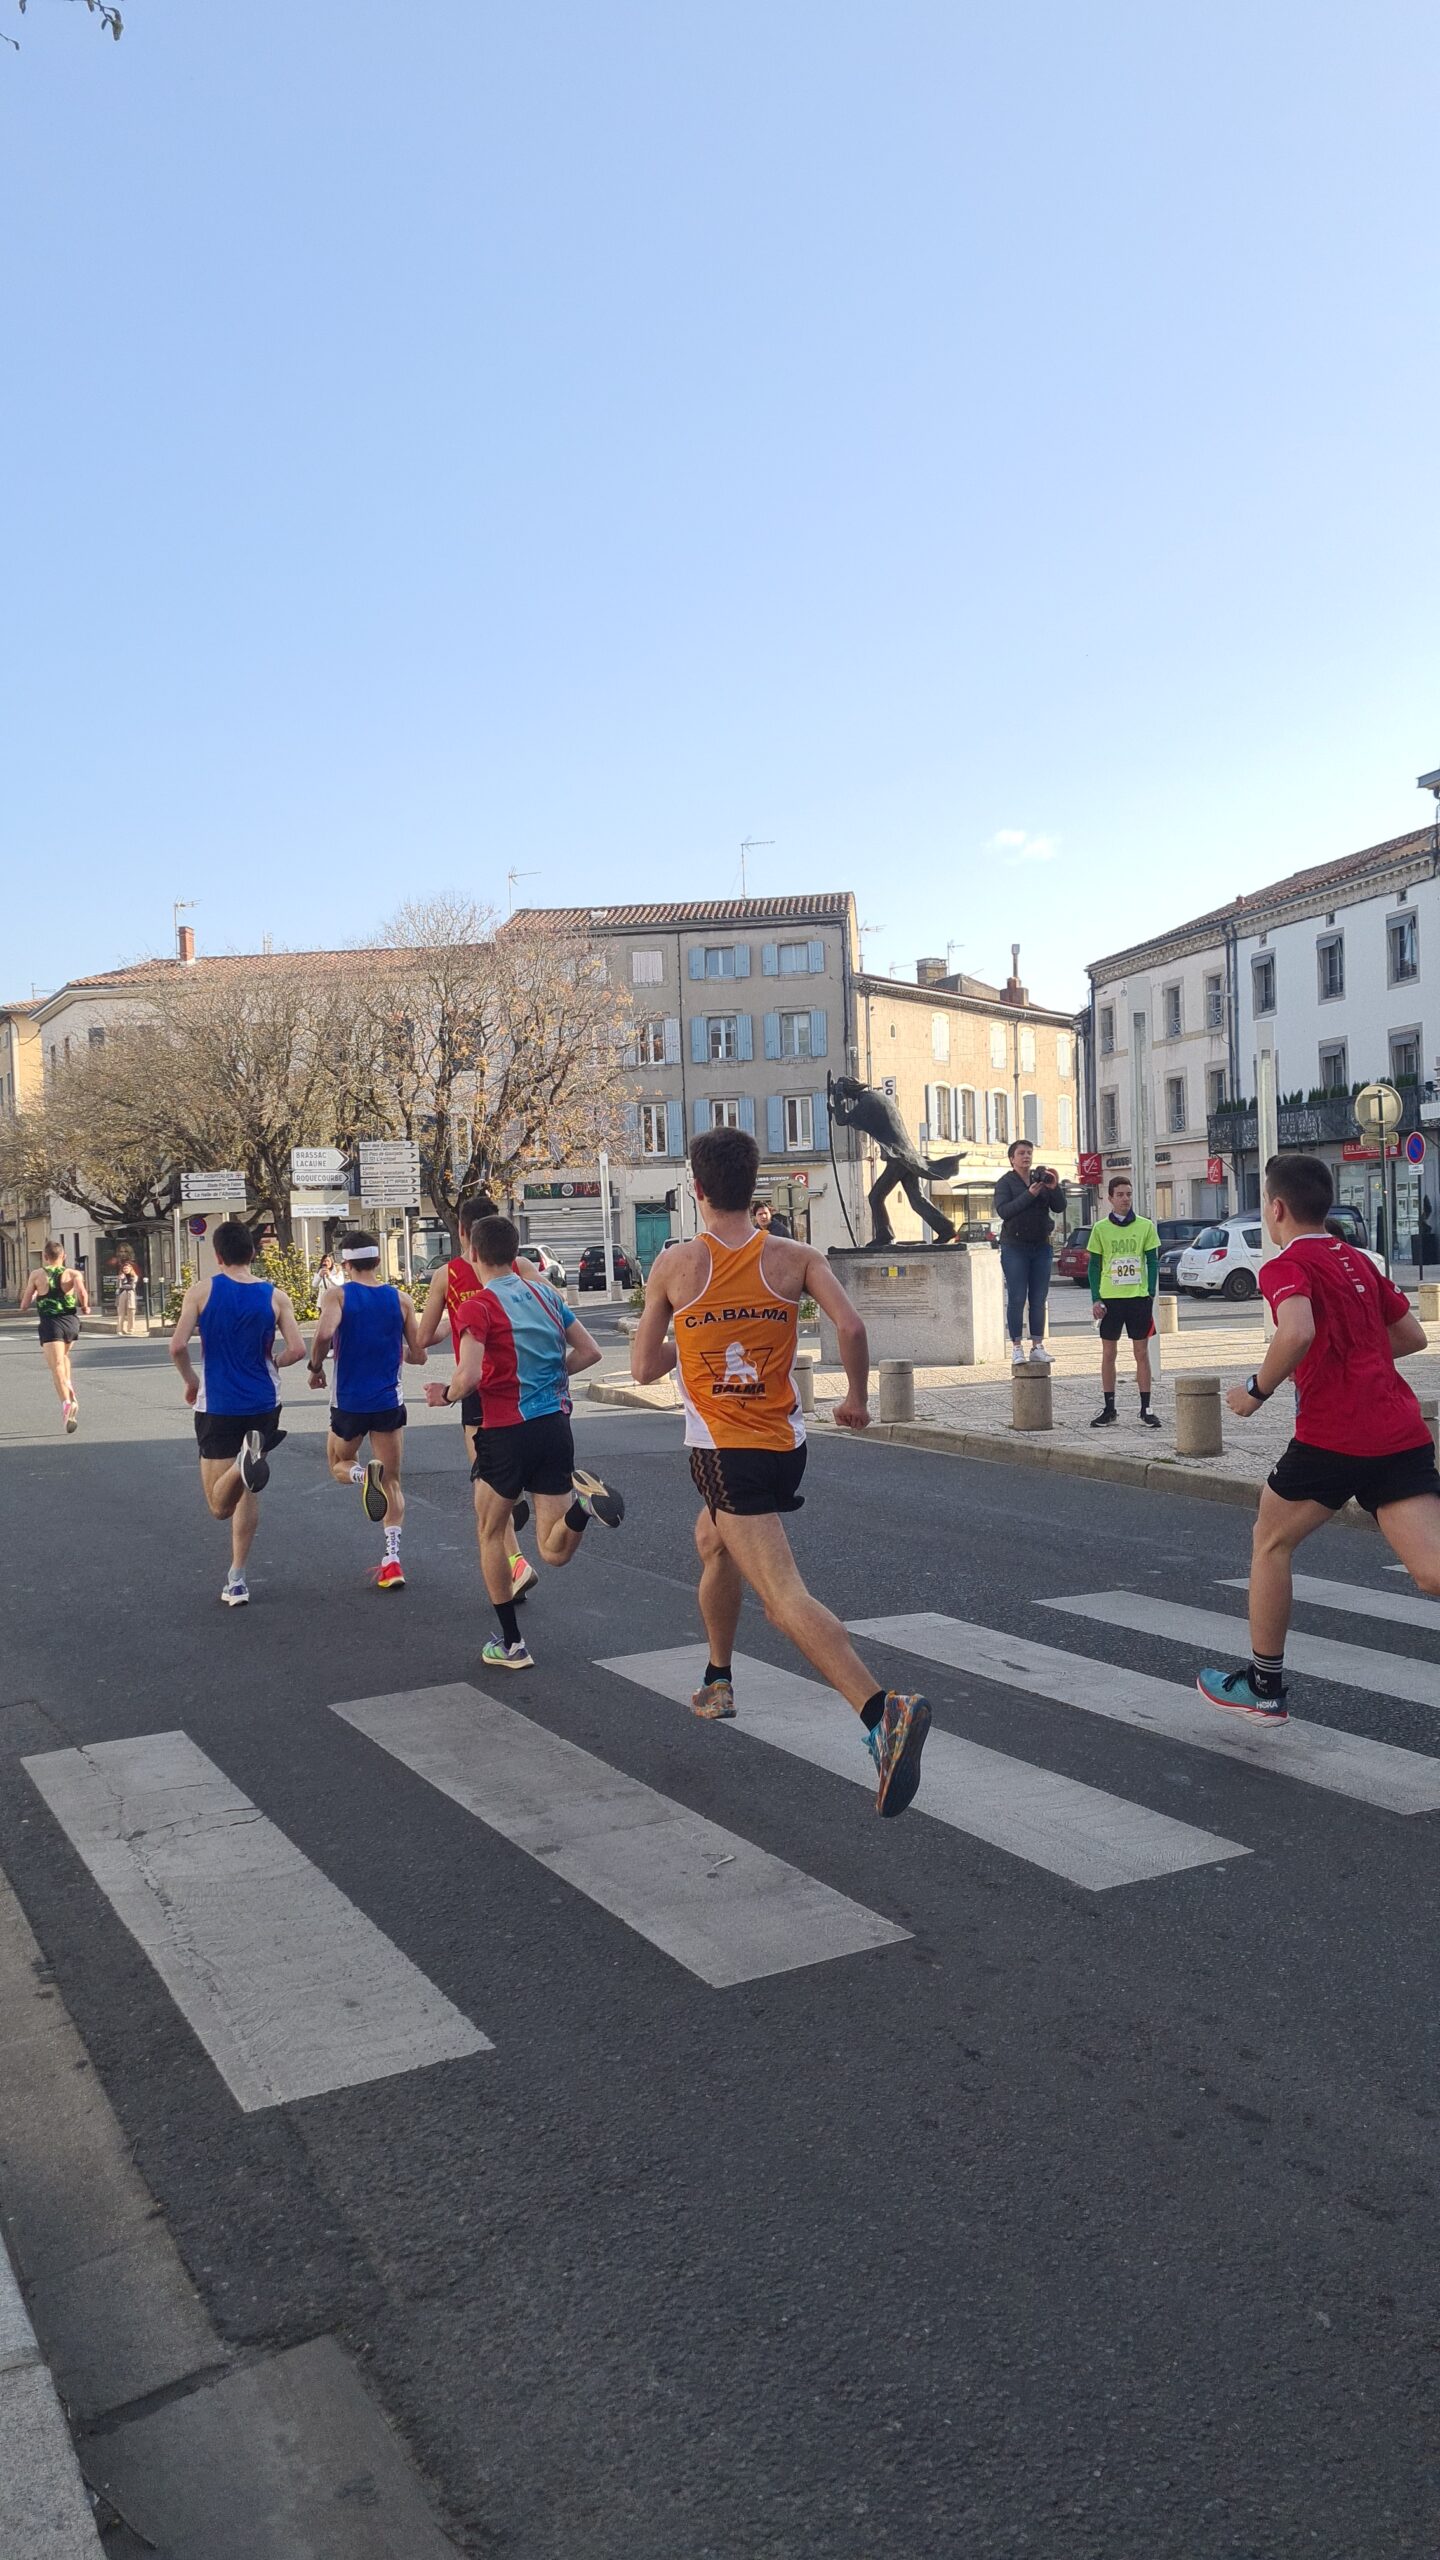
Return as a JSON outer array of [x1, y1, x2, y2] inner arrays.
[[674, 1229, 804, 1452]]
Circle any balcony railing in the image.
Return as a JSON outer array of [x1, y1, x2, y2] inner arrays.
[[1207, 1088, 1432, 1152]]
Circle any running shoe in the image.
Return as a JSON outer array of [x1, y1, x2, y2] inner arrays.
[[690, 1676, 736, 1721], [570, 1467, 625, 1528], [1028, 1341, 1052, 1364], [1140, 1409, 1162, 1430], [237, 1429, 270, 1493], [1196, 1666, 1288, 1724], [867, 1692, 932, 1817], [481, 1638, 534, 1671], [360, 1461, 388, 1522], [220, 1573, 250, 1608], [510, 1552, 539, 1599], [62, 1396, 78, 1434], [375, 1557, 405, 1592], [1010, 1343, 1027, 1367], [1090, 1406, 1118, 1428]]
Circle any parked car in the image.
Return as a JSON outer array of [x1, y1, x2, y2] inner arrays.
[[1056, 1227, 1091, 1287], [527, 1245, 567, 1286], [1154, 1217, 1208, 1291], [1176, 1214, 1381, 1300], [578, 1244, 639, 1291]]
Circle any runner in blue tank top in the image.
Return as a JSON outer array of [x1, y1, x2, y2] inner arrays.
[[307, 1231, 427, 1590], [169, 1219, 307, 1608]]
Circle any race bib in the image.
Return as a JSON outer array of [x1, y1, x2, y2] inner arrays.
[[1109, 1254, 1142, 1287]]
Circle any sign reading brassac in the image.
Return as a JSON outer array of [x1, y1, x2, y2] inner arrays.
[[290, 1146, 346, 1187]]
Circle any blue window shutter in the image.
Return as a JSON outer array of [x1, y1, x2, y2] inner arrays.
[[670, 1110, 688, 1156], [812, 1089, 828, 1150], [691, 1015, 708, 1065], [691, 1096, 708, 1139], [739, 1095, 756, 1136], [663, 1016, 681, 1065], [737, 1013, 754, 1062], [809, 1009, 827, 1059], [688, 948, 705, 980], [734, 943, 751, 979], [764, 1011, 781, 1061], [762, 943, 779, 977], [622, 1102, 640, 1143], [766, 1095, 785, 1155], [808, 939, 824, 974]]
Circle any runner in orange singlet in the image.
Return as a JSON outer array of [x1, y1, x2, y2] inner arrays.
[[415, 1196, 538, 1599], [632, 1125, 931, 1818]]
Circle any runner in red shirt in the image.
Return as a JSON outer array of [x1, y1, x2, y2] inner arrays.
[[1198, 1153, 1440, 1723]]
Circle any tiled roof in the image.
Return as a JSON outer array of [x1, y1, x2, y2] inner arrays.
[[856, 970, 1073, 1026], [1088, 823, 1438, 976], [0, 998, 43, 1016], [508, 895, 852, 930]]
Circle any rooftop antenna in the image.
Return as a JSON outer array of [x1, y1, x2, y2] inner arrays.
[[173, 898, 197, 956], [506, 868, 540, 914], [739, 838, 773, 896], [856, 918, 882, 970], [946, 940, 964, 973]]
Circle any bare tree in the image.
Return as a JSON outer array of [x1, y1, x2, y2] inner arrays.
[[0, 1031, 173, 1231], [7, 0, 123, 51]]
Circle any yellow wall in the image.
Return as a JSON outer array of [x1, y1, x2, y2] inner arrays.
[[857, 983, 1080, 1240]]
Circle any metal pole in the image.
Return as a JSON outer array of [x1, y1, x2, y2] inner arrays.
[[599, 1149, 618, 1302], [1387, 1148, 1398, 1283], [402, 1210, 413, 1284], [172, 1206, 183, 1299]]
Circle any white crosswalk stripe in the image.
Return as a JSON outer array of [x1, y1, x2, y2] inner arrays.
[[1220, 1573, 1440, 1635], [331, 1684, 907, 1987], [22, 1732, 492, 2111], [848, 1612, 1440, 1813], [598, 1647, 1247, 1889], [1042, 1591, 1440, 1713]]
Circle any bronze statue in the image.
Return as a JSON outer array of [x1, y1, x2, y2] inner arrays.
[[828, 1073, 964, 1246]]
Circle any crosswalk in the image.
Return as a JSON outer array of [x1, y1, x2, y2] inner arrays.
[[17, 1571, 1440, 2114]]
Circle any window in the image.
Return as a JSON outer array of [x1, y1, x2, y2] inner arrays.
[[1022, 1093, 1042, 1144], [1252, 954, 1276, 1016], [778, 943, 812, 975], [1163, 984, 1183, 1039], [1206, 1067, 1227, 1115], [1098, 1005, 1115, 1056], [1204, 974, 1223, 1030], [1166, 1074, 1187, 1134], [959, 1088, 977, 1141], [1317, 934, 1345, 1000], [1319, 1041, 1348, 1093], [1389, 912, 1419, 985], [1391, 1030, 1421, 1086], [779, 1010, 813, 1059], [931, 1014, 950, 1062], [1100, 1089, 1119, 1146], [932, 1087, 955, 1142], [991, 1090, 1010, 1145], [88, 1026, 106, 1050], [1056, 1034, 1071, 1078], [1057, 1095, 1073, 1147], [1242, 1227, 1263, 1252], [989, 1023, 1007, 1069], [1019, 1027, 1036, 1073], [631, 950, 663, 985], [640, 1103, 670, 1157], [63, 1037, 71, 1062], [703, 946, 737, 979], [783, 1094, 814, 1151], [636, 1019, 666, 1067], [708, 1014, 738, 1063], [708, 1098, 741, 1130]]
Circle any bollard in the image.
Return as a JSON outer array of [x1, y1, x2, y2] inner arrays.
[[1011, 1365, 1053, 1431], [878, 1359, 915, 1423], [1418, 1283, 1440, 1328], [1419, 1395, 1440, 1463], [795, 1357, 815, 1415], [1174, 1373, 1223, 1457], [1153, 1291, 1179, 1335]]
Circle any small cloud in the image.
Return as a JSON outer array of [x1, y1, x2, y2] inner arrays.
[[989, 829, 1061, 866]]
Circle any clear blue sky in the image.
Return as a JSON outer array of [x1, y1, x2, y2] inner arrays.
[[6, 0, 1438, 1010]]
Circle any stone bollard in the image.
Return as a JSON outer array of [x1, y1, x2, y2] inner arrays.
[[1419, 1396, 1440, 1463], [1418, 1283, 1440, 1328], [878, 1359, 916, 1423], [1153, 1291, 1179, 1334], [1174, 1373, 1223, 1458], [795, 1357, 815, 1415], [1011, 1365, 1053, 1431]]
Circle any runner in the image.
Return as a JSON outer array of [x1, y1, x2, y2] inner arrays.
[[1087, 1173, 1162, 1428], [630, 1124, 931, 1817], [306, 1232, 425, 1591], [423, 1212, 619, 1669], [168, 1219, 307, 1607], [415, 1197, 540, 1604], [1198, 1153, 1440, 1723], [19, 1242, 90, 1432]]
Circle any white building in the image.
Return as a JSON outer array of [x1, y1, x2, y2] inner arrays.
[[1086, 913, 1235, 1224]]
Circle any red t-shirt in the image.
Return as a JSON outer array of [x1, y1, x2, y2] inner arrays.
[[1260, 1233, 1423, 1456]]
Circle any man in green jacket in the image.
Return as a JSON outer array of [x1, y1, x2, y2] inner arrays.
[[1088, 1174, 1162, 1428]]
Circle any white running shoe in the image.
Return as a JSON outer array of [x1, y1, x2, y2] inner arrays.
[[221, 1574, 250, 1608], [1028, 1340, 1052, 1364]]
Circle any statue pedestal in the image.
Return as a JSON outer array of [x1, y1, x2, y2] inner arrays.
[[819, 1245, 1005, 1369]]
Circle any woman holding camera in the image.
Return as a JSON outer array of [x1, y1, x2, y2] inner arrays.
[[992, 1139, 1065, 1365]]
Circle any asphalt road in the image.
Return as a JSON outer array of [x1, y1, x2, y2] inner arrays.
[[1, 1321, 1437, 2559]]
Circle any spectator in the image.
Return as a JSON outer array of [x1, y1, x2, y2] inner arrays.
[[992, 1139, 1065, 1365], [313, 1249, 341, 1299], [114, 1253, 141, 1337]]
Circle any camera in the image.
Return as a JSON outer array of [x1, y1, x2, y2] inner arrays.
[[1029, 1165, 1057, 1188]]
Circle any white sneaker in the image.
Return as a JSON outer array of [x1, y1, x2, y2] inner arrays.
[[1011, 1343, 1027, 1366], [220, 1574, 250, 1608], [1028, 1340, 1052, 1364]]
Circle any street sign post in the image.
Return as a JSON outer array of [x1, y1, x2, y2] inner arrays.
[[356, 1139, 421, 1208], [1355, 1084, 1405, 1274], [180, 1170, 247, 1203], [1406, 1131, 1428, 1281], [290, 1146, 346, 1189]]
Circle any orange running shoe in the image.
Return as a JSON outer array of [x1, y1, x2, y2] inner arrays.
[[375, 1557, 406, 1593]]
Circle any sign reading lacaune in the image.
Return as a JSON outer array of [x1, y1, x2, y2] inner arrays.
[[290, 1146, 346, 1187]]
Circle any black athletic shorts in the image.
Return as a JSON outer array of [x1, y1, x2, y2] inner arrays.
[[1097, 1296, 1153, 1342], [689, 1443, 808, 1517], [1267, 1437, 1440, 1516], [330, 1405, 406, 1442], [194, 1407, 283, 1464], [459, 1390, 483, 1430], [471, 1411, 575, 1500], [38, 1313, 80, 1345]]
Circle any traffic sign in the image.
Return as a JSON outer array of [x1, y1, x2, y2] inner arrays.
[[180, 1170, 247, 1202], [290, 1146, 346, 1187], [1078, 1152, 1102, 1185], [1405, 1130, 1426, 1166], [1354, 1081, 1405, 1138], [357, 1138, 421, 1208]]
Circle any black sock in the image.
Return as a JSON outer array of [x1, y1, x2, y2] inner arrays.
[[1249, 1653, 1285, 1698], [1102, 1391, 1116, 1412], [860, 1690, 887, 1732], [564, 1498, 588, 1533], [704, 1662, 731, 1688], [1140, 1390, 1151, 1412], [495, 1600, 521, 1646]]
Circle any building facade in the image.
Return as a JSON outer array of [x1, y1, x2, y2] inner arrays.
[[1086, 919, 1234, 1226], [0, 1001, 45, 1300]]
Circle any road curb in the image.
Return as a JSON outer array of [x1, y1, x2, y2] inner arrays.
[[0, 2236, 103, 2557]]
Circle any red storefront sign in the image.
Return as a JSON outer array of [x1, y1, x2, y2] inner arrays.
[[1342, 1141, 1402, 1162], [1206, 1155, 1224, 1186], [1078, 1152, 1102, 1185]]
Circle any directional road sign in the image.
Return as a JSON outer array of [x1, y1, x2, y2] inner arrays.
[[180, 1170, 247, 1202]]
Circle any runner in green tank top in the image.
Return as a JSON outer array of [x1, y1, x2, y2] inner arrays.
[[19, 1239, 90, 1432]]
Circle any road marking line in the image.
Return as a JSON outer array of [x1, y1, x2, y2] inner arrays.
[[331, 1684, 905, 1988], [598, 1648, 1245, 1890], [847, 1613, 1440, 1814], [1221, 1573, 1440, 1634], [22, 1732, 491, 2111], [1042, 1590, 1440, 1712]]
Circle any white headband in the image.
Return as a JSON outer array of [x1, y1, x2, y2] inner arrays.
[[340, 1245, 381, 1263]]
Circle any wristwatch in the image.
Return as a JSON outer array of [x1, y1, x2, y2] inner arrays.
[[1245, 1372, 1271, 1403]]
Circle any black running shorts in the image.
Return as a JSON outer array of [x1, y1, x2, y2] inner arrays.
[[194, 1407, 282, 1464], [689, 1443, 808, 1517], [1096, 1296, 1153, 1341], [330, 1405, 406, 1442], [38, 1313, 80, 1345], [471, 1411, 575, 1499], [1267, 1436, 1440, 1515]]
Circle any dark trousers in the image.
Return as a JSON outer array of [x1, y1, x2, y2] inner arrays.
[[868, 1163, 956, 1247], [1000, 1240, 1052, 1342]]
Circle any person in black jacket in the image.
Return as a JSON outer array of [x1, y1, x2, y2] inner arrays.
[[992, 1139, 1065, 1364]]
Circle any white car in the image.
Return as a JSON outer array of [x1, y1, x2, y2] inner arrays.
[[1176, 1217, 1382, 1301], [528, 1245, 567, 1286]]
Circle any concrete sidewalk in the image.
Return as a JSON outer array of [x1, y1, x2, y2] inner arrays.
[[0, 2237, 102, 2558]]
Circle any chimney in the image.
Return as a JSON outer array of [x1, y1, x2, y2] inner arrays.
[[916, 955, 948, 988], [177, 925, 196, 966], [1001, 940, 1028, 1007]]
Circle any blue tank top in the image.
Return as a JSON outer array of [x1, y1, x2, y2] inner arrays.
[[334, 1282, 405, 1414], [196, 1273, 279, 1415]]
